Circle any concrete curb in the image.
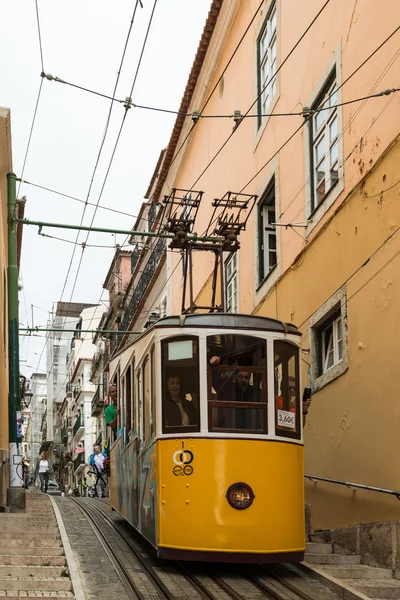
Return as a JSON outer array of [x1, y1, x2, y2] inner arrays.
[[49, 496, 85, 600], [299, 561, 372, 600]]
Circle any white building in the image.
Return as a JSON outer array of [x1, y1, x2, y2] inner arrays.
[[46, 302, 99, 444], [65, 305, 106, 492], [28, 373, 47, 480]]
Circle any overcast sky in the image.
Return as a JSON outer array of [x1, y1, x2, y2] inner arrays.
[[1, 0, 211, 378]]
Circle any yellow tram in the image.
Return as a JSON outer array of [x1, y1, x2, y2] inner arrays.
[[108, 313, 305, 562]]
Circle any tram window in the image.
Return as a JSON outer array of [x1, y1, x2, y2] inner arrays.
[[136, 371, 141, 441], [274, 340, 301, 439], [143, 357, 151, 441], [207, 335, 267, 433], [125, 366, 132, 433], [150, 346, 155, 438], [161, 337, 200, 434]]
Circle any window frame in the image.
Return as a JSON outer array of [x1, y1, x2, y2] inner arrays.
[[161, 335, 200, 435], [257, 1, 277, 129], [309, 73, 339, 212], [258, 177, 277, 284], [273, 339, 301, 441], [224, 252, 239, 314], [207, 365, 268, 434], [307, 286, 348, 393], [318, 310, 343, 376]]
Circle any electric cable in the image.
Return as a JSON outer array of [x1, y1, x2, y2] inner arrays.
[[64, 0, 158, 306], [58, 0, 142, 303], [19, 179, 151, 222], [276, 42, 400, 235], [187, 0, 333, 193]]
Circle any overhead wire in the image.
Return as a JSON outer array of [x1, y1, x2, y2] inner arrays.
[[58, 0, 142, 303], [188, 0, 334, 193], [65, 0, 158, 306], [276, 39, 400, 237], [19, 179, 150, 222], [30, 2, 143, 386]]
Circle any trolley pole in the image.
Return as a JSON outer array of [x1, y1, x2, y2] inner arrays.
[[7, 172, 25, 504]]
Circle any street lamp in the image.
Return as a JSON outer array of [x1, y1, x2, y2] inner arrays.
[[23, 390, 33, 408]]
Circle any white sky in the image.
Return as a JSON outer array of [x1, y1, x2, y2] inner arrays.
[[1, 0, 211, 378]]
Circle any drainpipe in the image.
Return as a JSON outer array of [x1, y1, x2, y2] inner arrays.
[[7, 172, 24, 498]]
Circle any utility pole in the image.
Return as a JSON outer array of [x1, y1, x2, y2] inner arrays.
[[7, 172, 25, 509]]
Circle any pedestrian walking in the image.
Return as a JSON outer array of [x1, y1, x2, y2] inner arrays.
[[89, 446, 108, 497], [82, 477, 88, 497], [34, 451, 54, 493]]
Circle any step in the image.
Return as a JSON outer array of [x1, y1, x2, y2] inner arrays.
[[0, 546, 64, 555], [345, 579, 400, 599], [306, 542, 333, 554], [0, 594, 74, 599], [0, 522, 58, 533], [305, 553, 361, 565], [322, 565, 393, 579], [0, 555, 66, 566], [0, 565, 64, 577], [0, 576, 72, 591], [309, 531, 333, 544], [3, 535, 61, 545]]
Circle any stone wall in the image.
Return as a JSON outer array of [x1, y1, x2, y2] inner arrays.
[[310, 520, 400, 576]]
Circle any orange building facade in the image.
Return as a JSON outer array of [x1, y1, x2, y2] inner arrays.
[[146, 0, 400, 530]]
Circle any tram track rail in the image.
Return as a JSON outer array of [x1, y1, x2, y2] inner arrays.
[[75, 498, 334, 600]]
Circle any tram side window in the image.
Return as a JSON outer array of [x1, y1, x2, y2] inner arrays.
[[161, 337, 200, 434], [150, 346, 155, 438], [143, 357, 151, 441], [207, 334, 267, 433], [274, 340, 301, 439]]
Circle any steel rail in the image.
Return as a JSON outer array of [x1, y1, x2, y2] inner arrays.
[[85, 499, 178, 600], [260, 566, 318, 600], [305, 474, 400, 499], [177, 561, 246, 600], [91, 499, 250, 600], [70, 498, 147, 600]]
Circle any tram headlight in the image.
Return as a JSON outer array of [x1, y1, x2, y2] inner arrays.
[[226, 482, 255, 510]]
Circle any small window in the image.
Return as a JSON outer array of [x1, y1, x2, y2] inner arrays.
[[274, 340, 301, 439], [258, 178, 277, 283], [318, 311, 342, 375], [310, 73, 339, 211], [257, 1, 277, 127], [162, 337, 200, 434], [207, 334, 267, 433], [150, 346, 155, 438], [125, 365, 132, 433], [224, 253, 238, 313], [142, 357, 150, 441]]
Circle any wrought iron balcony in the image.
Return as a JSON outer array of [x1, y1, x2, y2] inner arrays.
[[91, 385, 104, 417], [72, 414, 83, 438], [73, 451, 85, 472], [148, 202, 160, 231], [118, 237, 166, 350], [61, 427, 68, 443]]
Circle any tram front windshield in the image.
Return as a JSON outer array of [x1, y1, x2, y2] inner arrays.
[[207, 334, 267, 433]]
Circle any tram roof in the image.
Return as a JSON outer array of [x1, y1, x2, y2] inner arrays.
[[153, 313, 301, 336]]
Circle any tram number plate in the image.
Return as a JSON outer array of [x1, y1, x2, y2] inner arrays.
[[277, 410, 295, 429]]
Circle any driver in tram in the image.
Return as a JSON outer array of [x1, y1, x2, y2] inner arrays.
[[164, 374, 198, 428]]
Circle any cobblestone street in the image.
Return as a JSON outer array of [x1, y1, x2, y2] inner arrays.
[[54, 499, 129, 600]]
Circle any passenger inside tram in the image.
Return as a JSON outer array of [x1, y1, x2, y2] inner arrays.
[[208, 334, 267, 432], [163, 373, 198, 428]]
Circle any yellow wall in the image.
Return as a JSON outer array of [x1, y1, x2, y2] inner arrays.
[[161, 0, 400, 529], [0, 107, 11, 506]]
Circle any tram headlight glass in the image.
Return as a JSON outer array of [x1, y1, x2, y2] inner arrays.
[[226, 482, 255, 510]]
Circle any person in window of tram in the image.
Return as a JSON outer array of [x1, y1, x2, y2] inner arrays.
[[104, 384, 119, 432], [210, 356, 257, 402], [164, 374, 197, 427], [276, 376, 312, 426]]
